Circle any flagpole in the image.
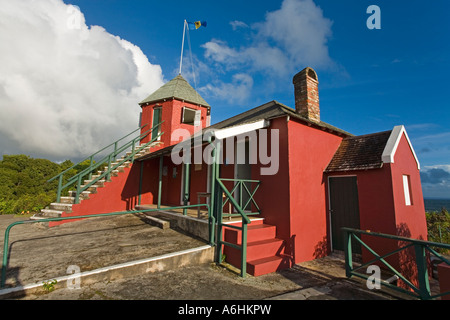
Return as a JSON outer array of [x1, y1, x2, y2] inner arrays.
[[179, 20, 187, 75]]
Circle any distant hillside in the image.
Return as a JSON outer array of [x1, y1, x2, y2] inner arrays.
[[0, 155, 89, 215]]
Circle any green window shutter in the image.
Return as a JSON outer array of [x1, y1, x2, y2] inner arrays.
[[152, 108, 162, 140]]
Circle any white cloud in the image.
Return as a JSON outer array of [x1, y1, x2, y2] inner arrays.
[[200, 73, 254, 104], [0, 0, 164, 161], [230, 20, 249, 31], [202, 0, 334, 78]]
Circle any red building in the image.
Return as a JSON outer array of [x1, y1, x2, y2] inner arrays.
[[40, 67, 428, 279]]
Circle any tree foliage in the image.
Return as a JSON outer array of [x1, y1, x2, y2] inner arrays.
[[0, 155, 76, 214], [426, 208, 450, 248]]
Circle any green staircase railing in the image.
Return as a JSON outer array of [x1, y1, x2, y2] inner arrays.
[[48, 122, 163, 204], [208, 138, 261, 278], [343, 227, 450, 300]]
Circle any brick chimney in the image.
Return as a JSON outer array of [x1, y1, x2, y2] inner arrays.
[[293, 67, 320, 123]]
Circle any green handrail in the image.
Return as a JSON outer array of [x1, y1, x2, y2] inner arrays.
[[48, 124, 149, 184], [1, 203, 210, 288], [342, 227, 450, 300], [71, 129, 164, 204], [50, 122, 163, 203]]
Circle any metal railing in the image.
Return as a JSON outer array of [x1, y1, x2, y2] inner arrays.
[[1, 203, 210, 288], [342, 227, 450, 300], [48, 122, 163, 204], [215, 178, 261, 278], [219, 178, 261, 218]]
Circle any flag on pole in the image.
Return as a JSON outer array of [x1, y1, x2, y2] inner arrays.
[[187, 21, 207, 30]]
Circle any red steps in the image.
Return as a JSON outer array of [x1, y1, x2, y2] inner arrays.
[[222, 219, 291, 276]]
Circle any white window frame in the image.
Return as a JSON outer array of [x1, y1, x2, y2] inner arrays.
[[402, 175, 412, 206], [182, 107, 201, 126]]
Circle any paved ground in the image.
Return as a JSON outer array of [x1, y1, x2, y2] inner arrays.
[[0, 214, 427, 302]]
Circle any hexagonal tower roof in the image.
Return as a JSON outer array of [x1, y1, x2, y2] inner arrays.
[[139, 74, 210, 107]]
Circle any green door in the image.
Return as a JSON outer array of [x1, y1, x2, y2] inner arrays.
[[329, 176, 361, 253]]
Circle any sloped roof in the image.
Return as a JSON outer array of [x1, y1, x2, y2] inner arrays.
[[137, 100, 352, 161], [210, 100, 351, 136], [139, 74, 210, 107], [324, 130, 392, 172]]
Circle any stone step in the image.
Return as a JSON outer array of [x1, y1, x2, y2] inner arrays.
[[83, 179, 106, 187], [68, 190, 91, 200], [80, 185, 100, 193], [60, 196, 75, 204], [39, 209, 63, 218], [50, 203, 72, 212]]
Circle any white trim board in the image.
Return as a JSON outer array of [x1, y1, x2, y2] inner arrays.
[[381, 125, 420, 170], [213, 119, 270, 140]]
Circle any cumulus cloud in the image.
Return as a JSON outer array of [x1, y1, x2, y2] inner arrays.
[[199, 0, 334, 105], [202, 0, 333, 77], [200, 73, 254, 104], [0, 0, 164, 161]]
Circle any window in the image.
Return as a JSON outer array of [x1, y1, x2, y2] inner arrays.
[[182, 107, 201, 126], [151, 107, 162, 140], [402, 175, 413, 206]]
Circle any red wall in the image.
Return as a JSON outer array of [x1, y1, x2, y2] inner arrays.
[[391, 134, 427, 240], [252, 118, 291, 254], [140, 99, 208, 153], [286, 120, 344, 263], [51, 163, 141, 227], [324, 133, 428, 290], [390, 134, 428, 289]]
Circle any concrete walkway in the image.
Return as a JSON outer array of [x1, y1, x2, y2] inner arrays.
[[0, 214, 423, 301]]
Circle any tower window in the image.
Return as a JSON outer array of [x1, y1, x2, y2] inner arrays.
[[182, 107, 201, 126], [151, 107, 162, 140]]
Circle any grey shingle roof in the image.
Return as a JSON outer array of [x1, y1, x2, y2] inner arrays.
[[324, 130, 392, 172], [139, 74, 210, 107]]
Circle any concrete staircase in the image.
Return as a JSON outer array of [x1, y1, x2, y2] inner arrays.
[[223, 219, 291, 276], [31, 144, 153, 220]]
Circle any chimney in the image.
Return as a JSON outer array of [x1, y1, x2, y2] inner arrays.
[[293, 67, 320, 123]]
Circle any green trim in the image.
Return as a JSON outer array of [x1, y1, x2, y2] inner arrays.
[[342, 227, 450, 300]]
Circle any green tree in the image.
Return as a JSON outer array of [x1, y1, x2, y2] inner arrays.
[[0, 155, 74, 214], [426, 208, 450, 253]]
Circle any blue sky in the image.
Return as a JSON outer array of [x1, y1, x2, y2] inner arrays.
[[0, 0, 449, 198]]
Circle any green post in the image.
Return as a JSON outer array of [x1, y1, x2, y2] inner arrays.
[[414, 244, 431, 300], [75, 174, 82, 204], [183, 162, 190, 216], [241, 221, 248, 278], [158, 156, 163, 209], [214, 140, 223, 264], [88, 155, 94, 180], [56, 175, 63, 203], [1, 223, 12, 287], [209, 145, 217, 247], [106, 154, 112, 182]]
